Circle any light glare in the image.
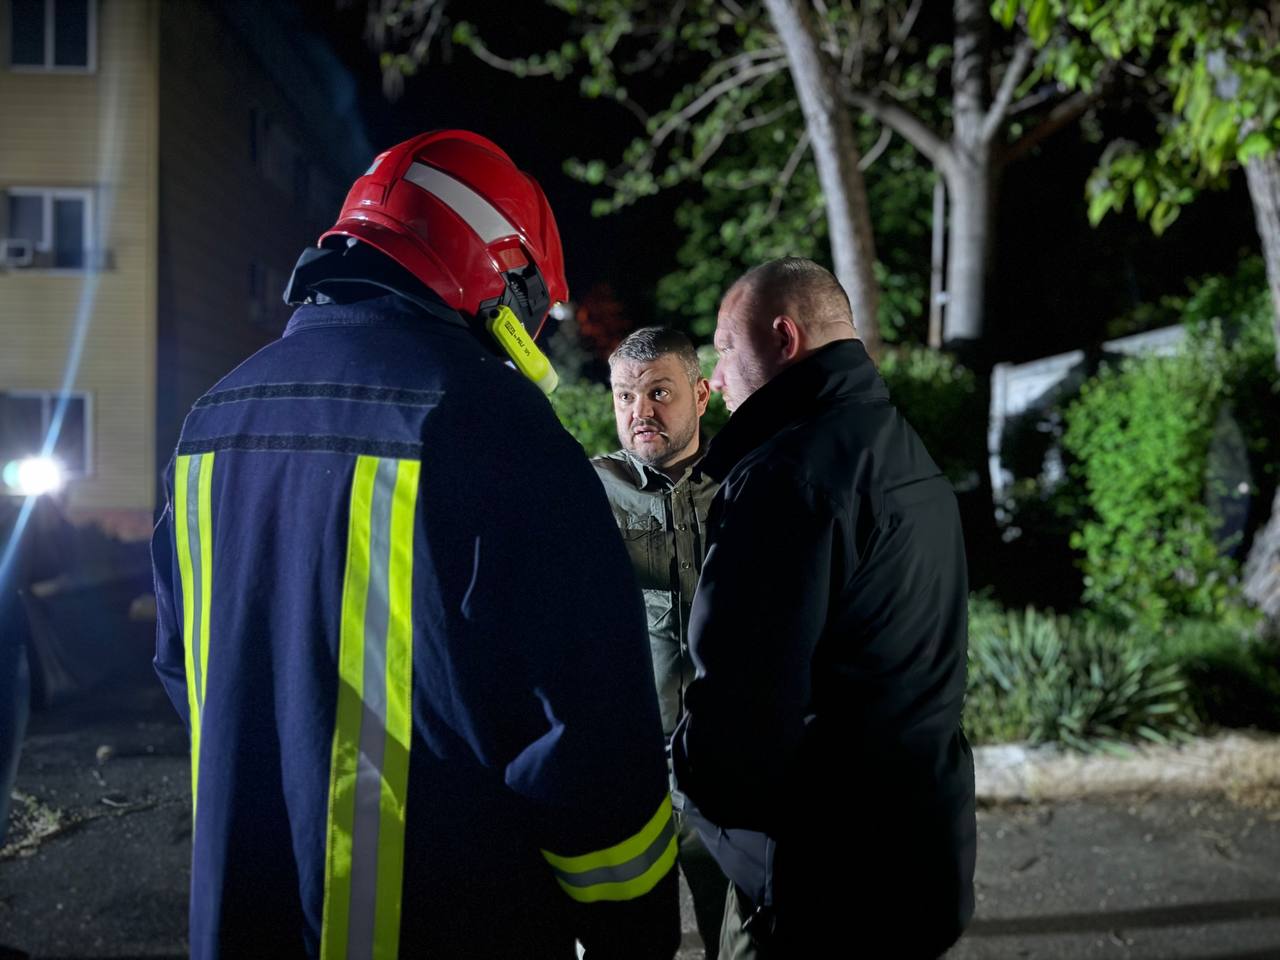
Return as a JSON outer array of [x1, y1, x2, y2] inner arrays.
[[7, 457, 65, 496]]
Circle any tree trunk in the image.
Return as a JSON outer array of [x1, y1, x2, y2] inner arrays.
[[1241, 149, 1280, 620], [943, 0, 996, 355], [943, 153, 995, 352], [1243, 150, 1280, 372], [928, 176, 946, 349], [764, 0, 883, 359]]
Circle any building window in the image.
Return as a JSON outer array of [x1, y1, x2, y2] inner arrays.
[[9, 0, 96, 71], [3, 187, 93, 269], [0, 391, 92, 477]]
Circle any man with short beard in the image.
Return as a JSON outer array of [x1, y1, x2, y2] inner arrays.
[[592, 327, 730, 955]]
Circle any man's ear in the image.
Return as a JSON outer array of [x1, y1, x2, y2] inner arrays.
[[773, 314, 802, 362], [694, 377, 711, 416]]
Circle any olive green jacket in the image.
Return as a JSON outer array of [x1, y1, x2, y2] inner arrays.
[[591, 445, 719, 735]]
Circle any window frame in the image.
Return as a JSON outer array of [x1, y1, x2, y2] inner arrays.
[[7, 0, 97, 73], [0, 389, 94, 478], [4, 186, 95, 271]]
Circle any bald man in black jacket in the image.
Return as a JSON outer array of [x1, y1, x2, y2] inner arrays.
[[673, 257, 975, 958]]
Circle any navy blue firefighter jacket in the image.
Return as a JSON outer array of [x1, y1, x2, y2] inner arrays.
[[152, 295, 679, 959]]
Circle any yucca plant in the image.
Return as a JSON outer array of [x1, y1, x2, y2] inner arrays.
[[965, 605, 1197, 751]]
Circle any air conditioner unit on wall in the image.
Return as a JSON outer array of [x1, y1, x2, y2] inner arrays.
[[0, 238, 34, 268]]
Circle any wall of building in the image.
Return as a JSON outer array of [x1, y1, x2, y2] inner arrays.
[[155, 0, 368, 472], [0, 0, 160, 540]]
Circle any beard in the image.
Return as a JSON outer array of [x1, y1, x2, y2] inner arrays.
[[624, 415, 699, 468]]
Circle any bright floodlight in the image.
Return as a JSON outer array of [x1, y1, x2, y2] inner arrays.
[[7, 457, 65, 496]]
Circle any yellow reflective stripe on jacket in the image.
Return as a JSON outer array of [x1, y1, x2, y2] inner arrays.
[[174, 452, 215, 821], [541, 795, 678, 903], [321, 455, 420, 960]]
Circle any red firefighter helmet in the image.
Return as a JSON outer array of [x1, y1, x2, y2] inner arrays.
[[319, 130, 568, 338]]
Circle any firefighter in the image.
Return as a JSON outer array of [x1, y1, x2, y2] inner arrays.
[[152, 130, 679, 959]]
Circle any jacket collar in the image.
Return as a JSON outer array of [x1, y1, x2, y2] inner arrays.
[[698, 338, 887, 482], [283, 294, 468, 337], [619, 433, 710, 491]]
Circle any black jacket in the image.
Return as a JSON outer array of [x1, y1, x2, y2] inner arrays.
[[672, 338, 975, 955]]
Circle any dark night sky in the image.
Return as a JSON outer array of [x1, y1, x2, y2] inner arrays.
[[302, 1, 686, 328], [301, 2, 1262, 363]]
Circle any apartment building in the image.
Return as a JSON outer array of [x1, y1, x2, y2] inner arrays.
[[0, 0, 371, 539]]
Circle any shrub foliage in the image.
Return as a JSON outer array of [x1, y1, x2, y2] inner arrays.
[[548, 381, 617, 457], [878, 346, 983, 485], [1061, 258, 1277, 628], [965, 603, 1196, 751], [1062, 346, 1234, 627]]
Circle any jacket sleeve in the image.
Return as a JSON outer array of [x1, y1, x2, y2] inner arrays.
[[673, 463, 837, 830], [416, 383, 679, 958], [151, 462, 189, 729]]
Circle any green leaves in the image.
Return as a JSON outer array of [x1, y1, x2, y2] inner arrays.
[[877, 346, 983, 484], [1059, 257, 1277, 631], [993, 0, 1021, 29], [655, 110, 933, 342], [1085, 142, 1201, 235], [964, 603, 1198, 749], [1026, 0, 1054, 45], [1238, 129, 1276, 164], [547, 381, 617, 455], [1063, 346, 1233, 628], [1020, 1, 1280, 234]]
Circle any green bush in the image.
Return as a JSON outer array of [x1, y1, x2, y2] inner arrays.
[[1180, 259, 1280, 532], [696, 343, 730, 439], [1061, 258, 1278, 629], [548, 380, 617, 456], [965, 604, 1196, 751], [1062, 343, 1241, 629], [1144, 619, 1280, 732], [878, 346, 983, 485]]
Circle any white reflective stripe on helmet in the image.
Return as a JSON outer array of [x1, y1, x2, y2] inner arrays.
[[404, 161, 518, 244]]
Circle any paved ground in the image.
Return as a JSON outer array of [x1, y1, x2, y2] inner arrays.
[[2, 680, 1279, 959], [948, 794, 1280, 960]]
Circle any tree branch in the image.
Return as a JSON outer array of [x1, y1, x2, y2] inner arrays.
[[1009, 82, 1064, 118], [1003, 84, 1102, 165], [700, 46, 786, 90], [734, 99, 799, 132], [884, 0, 923, 69], [690, 74, 779, 173], [765, 129, 811, 222], [811, 0, 842, 59], [980, 37, 1034, 144], [625, 0, 687, 74], [652, 59, 788, 149], [464, 34, 563, 76], [617, 95, 653, 128], [845, 90, 947, 167], [857, 125, 893, 171]]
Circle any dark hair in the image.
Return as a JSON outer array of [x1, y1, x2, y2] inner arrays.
[[608, 326, 702, 385], [736, 256, 854, 329]]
